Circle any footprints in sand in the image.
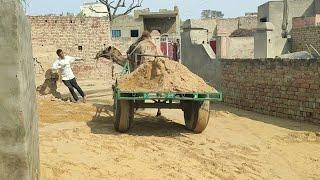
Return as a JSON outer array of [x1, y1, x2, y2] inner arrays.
[[275, 132, 320, 143]]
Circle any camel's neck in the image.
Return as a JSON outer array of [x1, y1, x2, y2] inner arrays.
[[112, 55, 127, 67]]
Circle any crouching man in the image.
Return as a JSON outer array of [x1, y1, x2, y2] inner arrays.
[[52, 49, 87, 103]]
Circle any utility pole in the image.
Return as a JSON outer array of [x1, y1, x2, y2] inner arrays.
[[282, 0, 289, 38]]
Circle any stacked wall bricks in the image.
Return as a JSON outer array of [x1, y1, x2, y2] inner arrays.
[[29, 16, 110, 62], [220, 59, 320, 124], [291, 26, 320, 52]]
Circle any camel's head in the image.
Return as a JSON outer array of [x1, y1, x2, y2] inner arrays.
[[95, 46, 123, 60], [95, 46, 111, 60]]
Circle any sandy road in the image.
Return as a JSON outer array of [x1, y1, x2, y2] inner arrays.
[[38, 81, 320, 180]]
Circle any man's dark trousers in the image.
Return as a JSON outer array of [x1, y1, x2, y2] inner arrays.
[[62, 78, 85, 101]]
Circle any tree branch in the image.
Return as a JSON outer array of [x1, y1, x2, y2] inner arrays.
[[98, 0, 113, 21], [97, 0, 143, 22], [108, 1, 116, 9], [118, 0, 143, 17], [112, 0, 123, 17]]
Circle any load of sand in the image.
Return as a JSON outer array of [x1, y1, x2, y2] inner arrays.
[[118, 58, 215, 93]]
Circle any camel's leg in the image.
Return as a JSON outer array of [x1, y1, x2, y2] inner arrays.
[[156, 100, 162, 117], [111, 65, 114, 79], [156, 108, 161, 117]]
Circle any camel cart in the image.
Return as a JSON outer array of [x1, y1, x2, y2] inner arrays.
[[112, 54, 223, 133]]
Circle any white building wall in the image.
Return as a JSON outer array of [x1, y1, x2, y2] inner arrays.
[[80, 2, 108, 17]]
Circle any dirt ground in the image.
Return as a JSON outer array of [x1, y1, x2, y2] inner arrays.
[[38, 79, 320, 180]]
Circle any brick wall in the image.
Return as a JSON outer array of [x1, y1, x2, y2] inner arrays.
[[111, 38, 136, 55], [291, 26, 320, 52], [217, 18, 239, 36], [217, 16, 257, 36], [186, 19, 218, 39], [29, 16, 110, 64], [29, 16, 111, 81], [239, 16, 258, 30], [72, 59, 114, 80], [292, 15, 320, 29], [220, 58, 320, 124], [183, 16, 257, 38]]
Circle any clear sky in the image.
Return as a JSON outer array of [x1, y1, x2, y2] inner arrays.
[[25, 0, 270, 19]]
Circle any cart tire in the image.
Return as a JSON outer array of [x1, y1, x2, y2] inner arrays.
[[114, 100, 134, 133], [183, 101, 210, 133]]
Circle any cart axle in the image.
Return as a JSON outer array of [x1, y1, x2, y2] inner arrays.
[[134, 102, 183, 109]]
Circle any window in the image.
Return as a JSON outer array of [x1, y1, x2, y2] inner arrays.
[[112, 30, 121, 38], [78, 46, 83, 51], [130, 30, 139, 37], [260, 17, 267, 22]]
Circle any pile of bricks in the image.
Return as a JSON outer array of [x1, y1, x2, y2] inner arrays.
[[221, 58, 320, 124]]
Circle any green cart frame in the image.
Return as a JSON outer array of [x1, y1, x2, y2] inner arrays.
[[113, 56, 223, 133]]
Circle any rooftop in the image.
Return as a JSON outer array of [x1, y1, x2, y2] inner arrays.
[[138, 12, 178, 18], [134, 6, 179, 19]]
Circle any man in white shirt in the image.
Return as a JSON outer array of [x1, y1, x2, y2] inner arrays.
[[52, 49, 87, 103]]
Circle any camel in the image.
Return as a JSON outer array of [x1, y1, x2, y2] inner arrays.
[[95, 38, 162, 72], [95, 46, 127, 67], [95, 37, 164, 116]]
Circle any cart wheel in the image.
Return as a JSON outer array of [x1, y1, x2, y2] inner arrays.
[[183, 101, 210, 133], [114, 100, 134, 133]]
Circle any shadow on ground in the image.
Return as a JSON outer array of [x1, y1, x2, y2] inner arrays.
[[87, 103, 189, 137], [61, 88, 112, 99], [212, 102, 320, 132]]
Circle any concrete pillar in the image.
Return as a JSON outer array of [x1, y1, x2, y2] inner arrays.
[[0, 0, 40, 179], [254, 22, 275, 58], [216, 36, 228, 59]]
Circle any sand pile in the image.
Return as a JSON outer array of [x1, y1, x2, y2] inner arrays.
[[118, 58, 215, 93]]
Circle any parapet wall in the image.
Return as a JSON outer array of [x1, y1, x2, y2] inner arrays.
[[217, 16, 257, 36], [216, 36, 254, 59], [220, 58, 320, 124]]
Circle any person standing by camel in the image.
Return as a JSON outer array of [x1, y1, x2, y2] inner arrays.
[[52, 49, 87, 103]]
